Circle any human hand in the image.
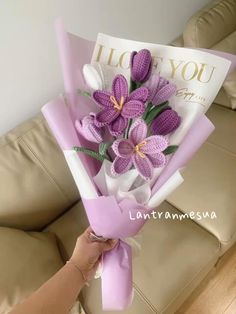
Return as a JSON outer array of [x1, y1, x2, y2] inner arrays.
[[70, 227, 117, 282]]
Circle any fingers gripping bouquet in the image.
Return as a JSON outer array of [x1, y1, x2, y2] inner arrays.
[[42, 21, 231, 311]]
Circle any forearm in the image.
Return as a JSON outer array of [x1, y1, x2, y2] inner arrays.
[[10, 262, 85, 314], [10, 227, 116, 314]]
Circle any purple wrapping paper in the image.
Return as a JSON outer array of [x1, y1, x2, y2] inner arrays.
[[41, 19, 234, 311], [83, 196, 148, 239], [42, 97, 80, 150], [83, 196, 150, 310], [102, 241, 133, 310]]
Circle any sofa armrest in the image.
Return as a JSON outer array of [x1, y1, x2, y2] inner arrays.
[[183, 0, 236, 48]]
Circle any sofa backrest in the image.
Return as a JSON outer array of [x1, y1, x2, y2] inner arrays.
[[0, 114, 79, 231]]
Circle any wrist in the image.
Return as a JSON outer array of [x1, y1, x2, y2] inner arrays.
[[66, 260, 89, 286]]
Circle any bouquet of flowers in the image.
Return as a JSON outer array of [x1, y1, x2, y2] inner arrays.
[[42, 20, 231, 311]]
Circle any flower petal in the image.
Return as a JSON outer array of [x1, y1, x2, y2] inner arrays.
[[83, 64, 104, 90], [158, 76, 170, 89], [93, 90, 113, 108], [112, 74, 128, 102], [129, 118, 147, 145], [153, 81, 176, 106], [128, 87, 149, 102], [94, 108, 119, 127], [133, 154, 153, 180], [148, 152, 167, 168], [111, 156, 133, 175], [75, 115, 103, 143], [112, 139, 134, 158], [131, 49, 152, 83], [143, 74, 160, 102], [140, 135, 168, 154], [122, 100, 145, 119], [130, 51, 136, 70], [152, 109, 181, 135], [108, 115, 128, 137], [144, 58, 153, 83]]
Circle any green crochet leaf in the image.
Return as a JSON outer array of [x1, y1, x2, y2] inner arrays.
[[145, 101, 169, 125], [73, 146, 109, 162], [77, 89, 91, 97], [163, 145, 178, 155]]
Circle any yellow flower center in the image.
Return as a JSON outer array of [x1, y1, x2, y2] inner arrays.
[[134, 141, 147, 158], [110, 95, 125, 111]]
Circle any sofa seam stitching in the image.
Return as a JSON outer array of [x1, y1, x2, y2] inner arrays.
[[132, 282, 159, 313], [206, 140, 236, 157], [166, 199, 222, 248], [0, 117, 45, 149], [166, 196, 236, 252]]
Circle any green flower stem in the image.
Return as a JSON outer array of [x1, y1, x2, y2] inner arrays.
[[142, 102, 153, 120], [99, 142, 112, 161], [73, 146, 110, 162], [125, 119, 133, 139]]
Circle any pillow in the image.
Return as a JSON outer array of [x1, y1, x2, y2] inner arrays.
[[0, 227, 63, 314], [223, 69, 236, 109]]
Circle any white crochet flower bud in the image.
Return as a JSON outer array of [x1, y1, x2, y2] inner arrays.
[[83, 63, 105, 90]]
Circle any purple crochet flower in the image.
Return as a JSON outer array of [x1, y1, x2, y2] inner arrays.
[[111, 119, 168, 180], [93, 74, 149, 136], [130, 49, 152, 83], [75, 113, 103, 143], [144, 74, 176, 106], [152, 108, 181, 136]]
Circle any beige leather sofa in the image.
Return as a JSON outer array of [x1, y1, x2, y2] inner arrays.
[[0, 0, 235, 313]]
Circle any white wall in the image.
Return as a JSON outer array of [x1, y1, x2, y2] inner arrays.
[[0, 0, 210, 135]]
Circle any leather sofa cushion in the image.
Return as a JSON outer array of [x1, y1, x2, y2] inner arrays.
[[183, 0, 236, 48], [223, 69, 236, 109], [168, 105, 236, 250], [47, 201, 220, 313], [44, 201, 89, 261], [0, 227, 63, 314], [214, 88, 232, 109], [212, 31, 236, 54], [206, 104, 236, 155], [0, 114, 79, 230], [168, 141, 236, 249]]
